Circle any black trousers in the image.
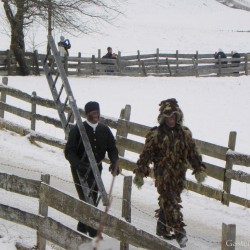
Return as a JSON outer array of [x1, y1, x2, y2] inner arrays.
[[71, 163, 102, 237]]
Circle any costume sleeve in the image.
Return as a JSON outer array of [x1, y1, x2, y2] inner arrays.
[[106, 127, 119, 164], [64, 125, 81, 168], [135, 128, 157, 177], [183, 127, 204, 173]]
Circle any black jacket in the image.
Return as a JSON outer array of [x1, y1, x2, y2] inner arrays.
[[215, 51, 227, 64], [102, 53, 113, 59], [232, 52, 240, 64], [64, 122, 119, 169]]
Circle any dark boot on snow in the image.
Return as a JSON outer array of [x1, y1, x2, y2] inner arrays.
[[176, 230, 188, 248], [156, 221, 175, 240]]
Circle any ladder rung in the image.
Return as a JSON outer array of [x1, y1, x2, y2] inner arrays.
[[50, 57, 55, 69], [52, 73, 60, 89], [57, 84, 64, 102], [62, 96, 69, 111], [66, 111, 73, 124], [43, 53, 49, 65]]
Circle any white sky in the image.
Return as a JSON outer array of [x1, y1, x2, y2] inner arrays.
[[0, 0, 250, 249]]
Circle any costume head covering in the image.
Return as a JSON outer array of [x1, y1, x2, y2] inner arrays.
[[157, 98, 183, 125]]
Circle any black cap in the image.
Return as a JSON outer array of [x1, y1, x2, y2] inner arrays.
[[85, 101, 100, 115]]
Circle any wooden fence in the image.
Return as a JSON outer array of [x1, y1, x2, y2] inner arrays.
[[0, 172, 179, 250], [0, 49, 249, 77], [0, 76, 250, 209]]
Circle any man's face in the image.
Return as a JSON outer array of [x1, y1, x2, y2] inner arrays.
[[165, 113, 176, 128], [87, 110, 100, 124]]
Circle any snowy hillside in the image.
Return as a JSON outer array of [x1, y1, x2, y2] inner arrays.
[[0, 0, 250, 250], [1, 0, 250, 55]]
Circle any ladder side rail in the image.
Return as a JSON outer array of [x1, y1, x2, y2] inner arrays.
[[77, 170, 95, 205], [47, 35, 108, 205], [43, 61, 70, 135]]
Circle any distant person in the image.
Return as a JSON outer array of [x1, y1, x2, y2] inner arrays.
[[58, 38, 71, 56], [102, 47, 118, 72], [102, 47, 118, 60], [231, 51, 241, 74], [214, 48, 227, 66]]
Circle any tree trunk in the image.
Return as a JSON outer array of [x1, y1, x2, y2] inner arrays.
[[3, 0, 30, 76]]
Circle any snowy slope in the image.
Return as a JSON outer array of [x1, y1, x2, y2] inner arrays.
[[1, 0, 250, 55], [0, 75, 250, 250]]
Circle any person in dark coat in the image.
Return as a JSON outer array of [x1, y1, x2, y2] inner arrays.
[[133, 98, 207, 248], [214, 48, 227, 66], [102, 46, 117, 59], [64, 101, 120, 237], [231, 51, 241, 74], [101, 47, 118, 73]]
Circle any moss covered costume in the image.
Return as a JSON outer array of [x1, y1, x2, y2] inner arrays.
[[134, 98, 206, 246]]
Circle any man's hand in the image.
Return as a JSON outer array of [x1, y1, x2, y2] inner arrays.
[[109, 160, 120, 176], [193, 164, 207, 184], [133, 172, 144, 189]]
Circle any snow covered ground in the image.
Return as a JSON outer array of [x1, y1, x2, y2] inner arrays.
[[0, 0, 250, 249]]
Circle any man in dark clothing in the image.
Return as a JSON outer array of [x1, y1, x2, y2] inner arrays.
[[214, 49, 227, 65], [102, 47, 118, 72], [133, 98, 207, 248], [102, 47, 117, 59], [64, 101, 120, 237], [231, 51, 241, 74]]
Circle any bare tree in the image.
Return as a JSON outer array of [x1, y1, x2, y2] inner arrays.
[[1, 0, 124, 75]]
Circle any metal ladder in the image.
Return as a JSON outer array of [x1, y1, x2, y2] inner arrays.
[[43, 35, 108, 206]]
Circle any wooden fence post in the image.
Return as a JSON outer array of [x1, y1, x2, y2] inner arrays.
[[137, 50, 141, 72], [221, 223, 236, 250], [7, 49, 15, 76], [176, 50, 179, 75], [33, 50, 40, 76], [77, 52, 81, 75], [31, 91, 37, 130], [166, 58, 172, 76], [120, 176, 132, 250], [92, 55, 97, 75], [192, 57, 197, 77], [156, 48, 159, 72], [218, 55, 222, 76], [141, 61, 147, 76], [244, 54, 248, 76], [195, 50, 199, 77], [0, 77, 8, 118], [116, 105, 131, 157], [222, 131, 237, 206], [117, 51, 121, 73], [37, 174, 50, 250]]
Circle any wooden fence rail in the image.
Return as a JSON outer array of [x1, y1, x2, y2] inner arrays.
[[0, 172, 179, 250], [0, 77, 250, 208], [0, 49, 249, 77]]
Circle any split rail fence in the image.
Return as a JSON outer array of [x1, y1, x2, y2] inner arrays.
[[0, 77, 248, 250], [0, 49, 250, 77], [0, 76, 249, 208], [0, 172, 179, 250]]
